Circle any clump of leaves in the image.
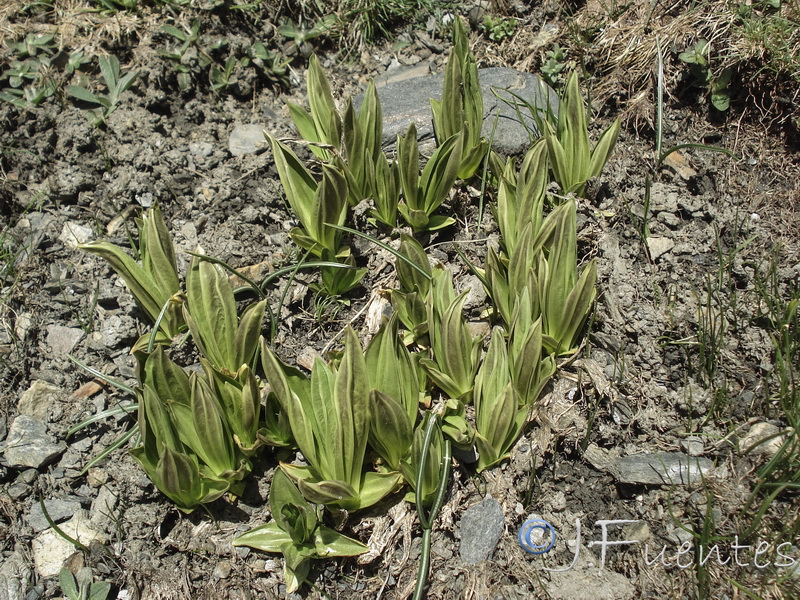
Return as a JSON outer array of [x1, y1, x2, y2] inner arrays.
[[678, 39, 732, 112], [396, 124, 462, 231], [430, 17, 489, 180], [59, 567, 112, 600], [261, 328, 402, 511], [0, 34, 60, 110], [544, 71, 620, 197], [541, 43, 568, 88], [482, 15, 517, 42], [233, 469, 367, 594]]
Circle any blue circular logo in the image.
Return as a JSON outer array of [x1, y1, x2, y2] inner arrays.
[[518, 518, 557, 555]]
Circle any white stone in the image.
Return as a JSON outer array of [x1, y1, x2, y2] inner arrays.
[[58, 222, 94, 249], [32, 511, 106, 578]]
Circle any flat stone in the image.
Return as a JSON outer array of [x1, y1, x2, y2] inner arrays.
[[615, 452, 714, 486], [18, 380, 61, 422], [26, 498, 82, 533], [6, 482, 32, 501], [2, 415, 66, 469], [355, 67, 559, 156], [0, 550, 31, 600], [459, 496, 505, 564], [46, 325, 84, 355], [739, 422, 786, 458], [646, 236, 675, 261], [31, 511, 106, 578], [58, 222, 94, 249], [229, 124, 268, 157]]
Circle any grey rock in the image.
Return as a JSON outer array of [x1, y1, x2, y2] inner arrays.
[[90, 486, 119, 527], [460, 274, 487, 310], [356, 67, 559, 156], [645, 236, 674, 261], [26, 498, 82, 533], [0, 550, 31, 600], [615, 452, 714, 486], [229, 124, 268, 157], [2, 415, 66, 469], [7, 482, 32, 501], [45, 325, 84, 356], [18, 380, 61, 422], [58, 222, 94, 249], [680, 437, 705, 457], [459, 496, 505, 564]]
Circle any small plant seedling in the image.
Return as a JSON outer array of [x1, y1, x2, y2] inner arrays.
[[482, 16, 517, 42], [59, 567, 112, 600], [233, 469, 367, 594], [67, 55, 139, 126], [541, 43, 568, 87]]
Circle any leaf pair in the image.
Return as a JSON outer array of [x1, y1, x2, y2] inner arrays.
[[267, 134, 350, 259], [183, 253, 266, 374], [80, 206, 182, 345], [391, 234, 433, 340], [261, 328, 401, 510], [233, 469, 367, 594], [396, 124, 462, 231], [494, 139, 548, 256], [66, 55, 138, 125], [532, 201, 597, 355], [287, 55, 342, 161], [365, 315, 421, 470], [420, 269, 481, 403], [545, 71, 620, 197]]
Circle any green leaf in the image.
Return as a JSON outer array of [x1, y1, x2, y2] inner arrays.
[[333, 327, 369, 488], [260, 340, 316, 466], [282, 544, 311, 594], [365, 315, 420, 422], [357, 470, 403, 509], [99, 56, 120, 89], [89, 581, 112, 600], [59, 569, 79, 600], [297, 477, 359, 509], [314, 526, 369, 557], [79, 241, 167, 325], [233, 522, 294, 553], [419, 132, 462, 216], [184, 255, 238, 371], [396, 234, 432, 295], [155, 443, 202, 511], [233, 300, 266, 369], [588, 118, 620, 180], [190, 373, 234, 477], [397, 123, 420, 210], [307, 55, 341, 149], [66, 84, 105, 106], [140, 206, 180, 299], [368, 390, 413, 470], [266, 134, 317, 228]]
